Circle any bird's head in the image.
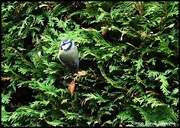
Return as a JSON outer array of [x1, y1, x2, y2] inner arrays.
[[60, 39, 74, 51]]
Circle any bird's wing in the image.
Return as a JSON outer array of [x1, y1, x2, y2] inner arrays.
[[59, 46, 79, 72]]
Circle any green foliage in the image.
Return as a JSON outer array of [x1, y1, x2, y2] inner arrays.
[[1, 1, 179, 127]]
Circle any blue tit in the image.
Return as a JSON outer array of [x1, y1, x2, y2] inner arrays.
[[58, 39, 79, 73]]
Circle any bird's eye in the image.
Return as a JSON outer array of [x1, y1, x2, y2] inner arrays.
[[61, 43, 67, 47]]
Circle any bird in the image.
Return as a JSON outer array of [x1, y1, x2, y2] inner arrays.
[[58, 39, 79, 73]]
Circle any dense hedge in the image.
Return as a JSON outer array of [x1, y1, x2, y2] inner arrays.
[[1, 1, 179, 127]]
